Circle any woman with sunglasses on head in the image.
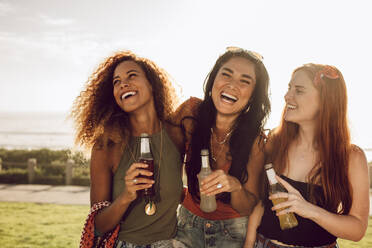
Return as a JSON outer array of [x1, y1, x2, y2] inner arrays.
[[245, 64, 369, 248], [73, 50, 185, 248], [173, 47, 271, 248]]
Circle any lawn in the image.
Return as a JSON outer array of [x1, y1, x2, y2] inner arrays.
[[0, 202, 370, 247], [0, 202, 89, 248]]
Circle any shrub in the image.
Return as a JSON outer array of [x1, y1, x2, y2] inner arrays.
[[0, 148, 91, 186], [0, 169, 28, 184]]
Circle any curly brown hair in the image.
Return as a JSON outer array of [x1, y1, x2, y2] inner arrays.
[[70, 50, 178, 148]]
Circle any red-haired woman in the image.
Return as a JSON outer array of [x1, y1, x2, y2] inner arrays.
[[72, 50, 184, 248], [245, 64, 369, 248]]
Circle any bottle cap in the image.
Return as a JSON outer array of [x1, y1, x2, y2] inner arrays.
[[140, 133, 149, 138], [200, 149, 209, 156], [264, 163, 273, 170]]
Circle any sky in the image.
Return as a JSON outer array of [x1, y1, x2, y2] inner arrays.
[[0, 0, 371, 149]]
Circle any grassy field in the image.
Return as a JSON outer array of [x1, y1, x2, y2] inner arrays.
[[0, 202, 370, 248], [0, 202, 89, 248]]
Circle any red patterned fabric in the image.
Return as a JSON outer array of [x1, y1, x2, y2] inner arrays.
[[79, 201, 120, 248]]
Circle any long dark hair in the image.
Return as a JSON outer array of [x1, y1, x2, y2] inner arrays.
[[186, 48, 271, 203]]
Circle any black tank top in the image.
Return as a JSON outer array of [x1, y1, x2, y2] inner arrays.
[[257, 175, 337, 247]]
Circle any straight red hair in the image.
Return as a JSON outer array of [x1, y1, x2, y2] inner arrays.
[[271, 63, 352, 214]]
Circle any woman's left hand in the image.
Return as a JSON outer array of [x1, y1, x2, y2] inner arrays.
[[270, 175, 319, 219], [200, 169, 242, 196]]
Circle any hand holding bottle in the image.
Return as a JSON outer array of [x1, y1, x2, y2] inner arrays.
[[123, 163, 154, 202], [265, 163, 298, 229], [270, 175, 320, 220], [199, 169, 242, 196]]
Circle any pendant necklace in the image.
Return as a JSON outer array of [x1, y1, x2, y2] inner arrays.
[[210, 127, 232, 162]]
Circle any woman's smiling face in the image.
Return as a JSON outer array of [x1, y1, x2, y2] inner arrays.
[[113, 60, 154, 114], [211, 57, 256, 118], [284, 69, 320, 125]]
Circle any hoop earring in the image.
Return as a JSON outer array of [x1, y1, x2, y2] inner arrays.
[[208, 91, 212, 97], [245, 105, 251, 113]]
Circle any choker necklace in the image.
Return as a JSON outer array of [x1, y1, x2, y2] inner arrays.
[[126, 122, 163, 215]]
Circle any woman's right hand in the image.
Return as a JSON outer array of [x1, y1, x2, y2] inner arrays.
[[123, 163, 154, 202]]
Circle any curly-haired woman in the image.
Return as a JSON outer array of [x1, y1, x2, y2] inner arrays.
[[72, 50, 184, 248], [245, 64, 369, 248]]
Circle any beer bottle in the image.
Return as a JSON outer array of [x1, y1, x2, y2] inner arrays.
[[265, 163, 298, 230], [198, 149, 217, 212], [138, 133, 155, 197]]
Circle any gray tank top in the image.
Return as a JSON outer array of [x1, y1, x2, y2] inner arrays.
[[112, 128, 182, 245]]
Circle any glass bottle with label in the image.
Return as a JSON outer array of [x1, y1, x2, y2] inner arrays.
[[198, 149, 217, 213], [138, 133, 155, 197], [265, 163, 298, 230]]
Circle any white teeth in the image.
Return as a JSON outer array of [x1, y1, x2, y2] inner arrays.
[[121, 91, 136, 100], [221, 92, 238, 102], [287, 104, 297, 109]]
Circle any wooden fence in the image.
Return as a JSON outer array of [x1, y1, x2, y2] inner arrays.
[[0, 157, 371, 187]]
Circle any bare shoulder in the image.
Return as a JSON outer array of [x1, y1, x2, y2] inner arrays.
[[349, 144, 368, 171], [90, 137, 124, 204], [91, 135, 124, 173], [251, 133, 267, 155]]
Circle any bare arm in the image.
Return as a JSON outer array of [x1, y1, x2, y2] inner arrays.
[[230, 137, 265, 215], [167, 97, 201, 151], [90, 143, 154, 234], [310, 147, 369, 241], [272, 146, 369, 241], [244, 201, 264, 248]]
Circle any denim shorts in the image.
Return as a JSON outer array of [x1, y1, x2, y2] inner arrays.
[[174, 205, 248, 248], [114, 239, 174, 248], [254, 233, 339, 248]]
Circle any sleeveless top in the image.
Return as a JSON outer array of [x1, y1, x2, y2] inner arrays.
[[182, 162, 241, 220], [257, 175, 337, 247], [112, 128, 183, 245]]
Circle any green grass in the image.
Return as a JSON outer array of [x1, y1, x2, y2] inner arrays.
[[0, 202, 370, 247], [0, 202, 89, 248]]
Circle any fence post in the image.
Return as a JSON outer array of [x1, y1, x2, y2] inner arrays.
[[28, 158, 37, 184], [65, 159, 74, 185], [0, 157, 2, 171]]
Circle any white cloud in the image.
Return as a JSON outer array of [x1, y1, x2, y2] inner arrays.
[[39, 14, 75, 26], [0, 2, 14, 16]]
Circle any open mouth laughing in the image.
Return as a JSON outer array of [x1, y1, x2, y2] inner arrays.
[[286, 103, 297, 110], [221, 92, 238, 103], [121, 91, 137, 100]]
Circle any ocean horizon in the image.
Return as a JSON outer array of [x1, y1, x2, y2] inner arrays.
[[0, 112, 75, 150], [0, 112, 371, 162]]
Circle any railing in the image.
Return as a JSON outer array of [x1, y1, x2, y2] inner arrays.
[[0, 157, 85, 185], [1, 157, 371, 187]]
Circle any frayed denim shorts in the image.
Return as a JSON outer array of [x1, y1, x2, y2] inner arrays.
[[114, 239, 174, 248], [174, 205, 248, 248]]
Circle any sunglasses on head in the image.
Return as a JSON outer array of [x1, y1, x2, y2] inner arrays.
[[226, 46, 264, 61]]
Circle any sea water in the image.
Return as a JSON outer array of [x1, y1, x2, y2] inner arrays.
[[0, 112, 74, 150]]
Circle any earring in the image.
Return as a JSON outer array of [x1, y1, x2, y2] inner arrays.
[[245, 105, 251, 113], [208, 91, 212, 96]]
